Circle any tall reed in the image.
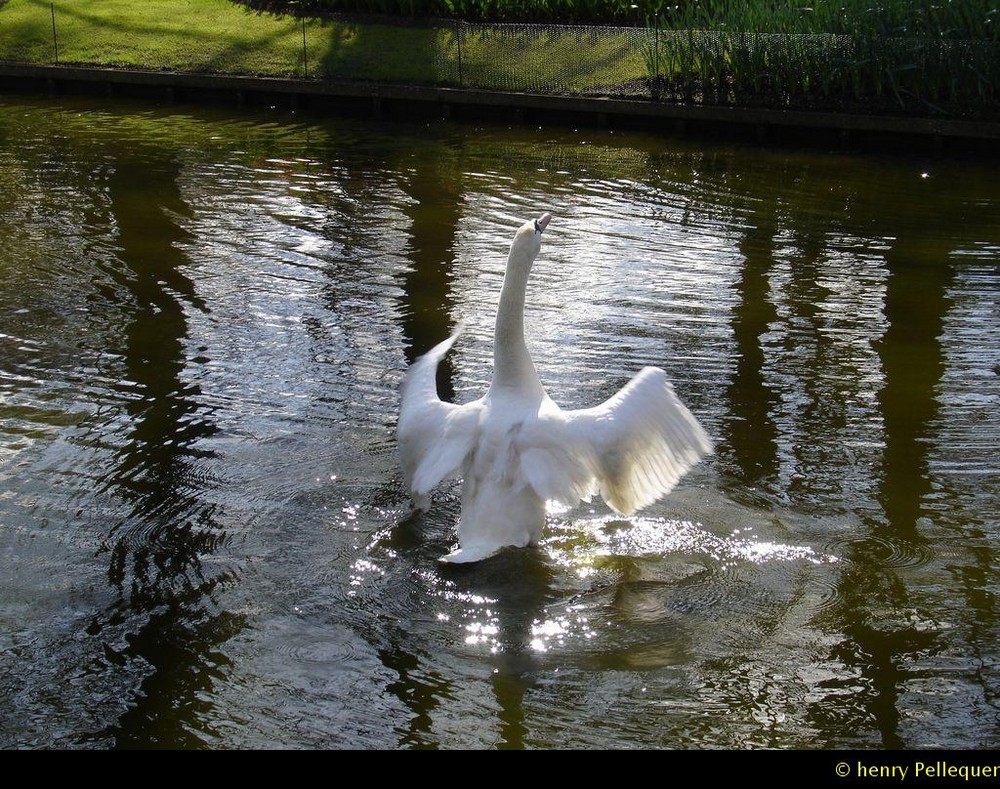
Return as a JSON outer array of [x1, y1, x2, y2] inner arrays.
[[645, 0, 998, 110]]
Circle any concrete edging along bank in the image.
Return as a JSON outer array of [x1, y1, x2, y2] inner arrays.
[[2, 62, 998, 153]]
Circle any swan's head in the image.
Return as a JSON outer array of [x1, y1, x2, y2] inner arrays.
[[509, 212, 552, 264]]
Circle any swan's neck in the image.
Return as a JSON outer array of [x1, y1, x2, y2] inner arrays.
[[490, 247, 543, 398]]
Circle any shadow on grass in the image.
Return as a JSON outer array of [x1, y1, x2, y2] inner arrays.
[[0, 0, 649, 95], [0, 0, 59, 63], [435, 23, 648, 95], [18, 0, 304, 75], [311, 17, 446, 84]]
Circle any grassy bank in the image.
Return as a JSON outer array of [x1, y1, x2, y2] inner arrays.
[[0, 0, 995, 117], [0, 0, 645, 90], [0, 0, 452, 80]]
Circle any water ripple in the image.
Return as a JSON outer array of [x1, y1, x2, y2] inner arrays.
[[2, 96, 998, 750]]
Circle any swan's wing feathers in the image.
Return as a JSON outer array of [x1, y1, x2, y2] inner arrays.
[[401, 403, 481, 495], [565, 367, 712, 514], [398, 327, 480, 496], [519, 442, 600, 506]]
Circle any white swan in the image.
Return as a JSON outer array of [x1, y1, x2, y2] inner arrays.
[[398, 212, 712, 563]]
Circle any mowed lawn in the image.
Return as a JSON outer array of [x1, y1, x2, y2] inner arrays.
[[0, 0, 451, 81], [0, 0, 648, 92]]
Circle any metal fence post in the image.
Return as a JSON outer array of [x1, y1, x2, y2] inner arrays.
[[653, 13, 660, 92], [653, 13, 660, 101], [50, 2, 59, 65], [301, 17, 308, 78], [455, 19, 464, 88]]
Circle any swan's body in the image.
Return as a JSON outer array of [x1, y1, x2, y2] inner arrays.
[[398, 213, 712, 563]]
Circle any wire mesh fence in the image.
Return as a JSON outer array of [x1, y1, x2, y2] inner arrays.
[[437, 23, 651, 97], [434, 22, 999, 113], [1, 3, 997, 115]]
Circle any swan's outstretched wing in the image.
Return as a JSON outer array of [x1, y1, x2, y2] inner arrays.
[[397, 328, 482, 501], [521, 367, 712, 514]]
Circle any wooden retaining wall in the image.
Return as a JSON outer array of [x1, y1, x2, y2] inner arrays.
[[2, 63, 998, 155]]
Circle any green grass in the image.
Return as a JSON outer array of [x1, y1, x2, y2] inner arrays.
[[456, 25, 646, 93], [0, 0, 450, 80], [1, 0, 297, 73], [0, 0, 648, 90]]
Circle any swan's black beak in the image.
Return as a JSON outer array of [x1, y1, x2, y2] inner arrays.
[[534, 213, 552, 234]]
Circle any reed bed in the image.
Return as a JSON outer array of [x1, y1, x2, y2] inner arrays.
[[643, 0, 998, 111]]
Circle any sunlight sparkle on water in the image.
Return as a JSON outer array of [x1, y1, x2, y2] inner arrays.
[[348, 558, 383, 596], [544, 515, 837, 568], [464, 619, 499, 647], [529, 613, 596, 652]]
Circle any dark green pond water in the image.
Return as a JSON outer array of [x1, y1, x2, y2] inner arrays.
[[1, 94, 997, 749]]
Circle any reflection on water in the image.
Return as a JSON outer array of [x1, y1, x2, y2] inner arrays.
[[93, 154, 235, 749], [0, 94, 998, 749], [725, 208, 780, 494]]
